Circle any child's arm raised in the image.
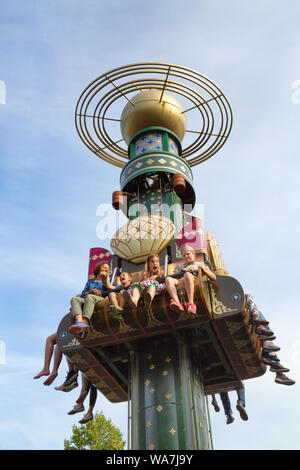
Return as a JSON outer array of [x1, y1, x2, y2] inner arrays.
[[105, 275, 115, 291]]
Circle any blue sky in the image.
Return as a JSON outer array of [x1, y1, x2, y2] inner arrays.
[[0, 0, 300, 450]]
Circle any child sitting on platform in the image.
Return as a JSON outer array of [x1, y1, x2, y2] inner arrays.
[[107, 272, 134, 317], [165, 245, 216, 316], [123, 254, 165, 311], [69, 261, 114, 336]]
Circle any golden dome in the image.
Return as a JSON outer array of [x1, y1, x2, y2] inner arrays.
[[110, 214, 175, 264], [120, 90, 186, 144]]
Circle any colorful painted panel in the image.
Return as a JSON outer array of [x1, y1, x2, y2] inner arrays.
[[88, 247, 112, 279], [120, 153, 193, 190], [168, 136, 179, 155], [175, 218, 208, 253], [135, 133, 163, 156]]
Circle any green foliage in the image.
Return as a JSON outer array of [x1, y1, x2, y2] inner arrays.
[[64, 411, 126, 450]]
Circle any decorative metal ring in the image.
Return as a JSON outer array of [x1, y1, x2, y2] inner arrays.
[[75, 62, 233, 168]]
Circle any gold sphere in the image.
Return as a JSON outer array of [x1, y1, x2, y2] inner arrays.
[[120, 90, 186, 144]]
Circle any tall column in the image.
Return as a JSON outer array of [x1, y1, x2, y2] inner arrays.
[[130, 332, 210, 451]]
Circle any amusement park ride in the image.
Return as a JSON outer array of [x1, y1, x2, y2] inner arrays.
[[56, 63, 267, 450]]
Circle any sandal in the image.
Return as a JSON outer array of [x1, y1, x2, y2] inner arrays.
[[169, 299, 184, 314], [68, 321, 90, 336], [185, 302, 197, 315]]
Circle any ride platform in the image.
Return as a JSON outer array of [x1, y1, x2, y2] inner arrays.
[[56, 269, 266, 403]]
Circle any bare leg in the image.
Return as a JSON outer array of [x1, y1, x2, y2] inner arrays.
[[165, 277, 180, 303], [34, 333, 56, 379], [118, 291, 126, 308], [145, 285, 156, 301], [67, 375, 89, 415], [76, 374, 90, 406], [131, 287, 141, 306], [143, 285, 156, 310], [108, 292, 118, 306], [55, 359, 77, 391], [67, 358, 75, 371], [79, 386, 97, 424], [43, 345, 63, 385], [183, 272, 195, 303], [124, 287, 140, 307]]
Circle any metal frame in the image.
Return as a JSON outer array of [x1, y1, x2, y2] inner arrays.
[[75, 62, 233, 168]]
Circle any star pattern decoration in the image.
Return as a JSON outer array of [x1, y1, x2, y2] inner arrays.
[[135, 133, 162, 156], [169, 428, 176, 436]]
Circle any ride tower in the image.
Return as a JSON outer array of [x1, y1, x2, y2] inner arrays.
[[56, 63, 266, 450]]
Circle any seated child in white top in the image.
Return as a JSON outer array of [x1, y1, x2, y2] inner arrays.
[[165, 245, 216, 316]]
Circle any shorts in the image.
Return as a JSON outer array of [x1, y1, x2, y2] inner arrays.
[[133, 279, 165, 295]]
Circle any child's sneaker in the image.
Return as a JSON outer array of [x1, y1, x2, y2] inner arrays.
[[63, 379, 79, 392], [79, 412, 94, 424], [108, 305, 124, 319], [67, 404, 84, 415]]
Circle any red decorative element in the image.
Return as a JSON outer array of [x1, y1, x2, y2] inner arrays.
[[175, 218, 208, 253], [88, 247, 112, 279]]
